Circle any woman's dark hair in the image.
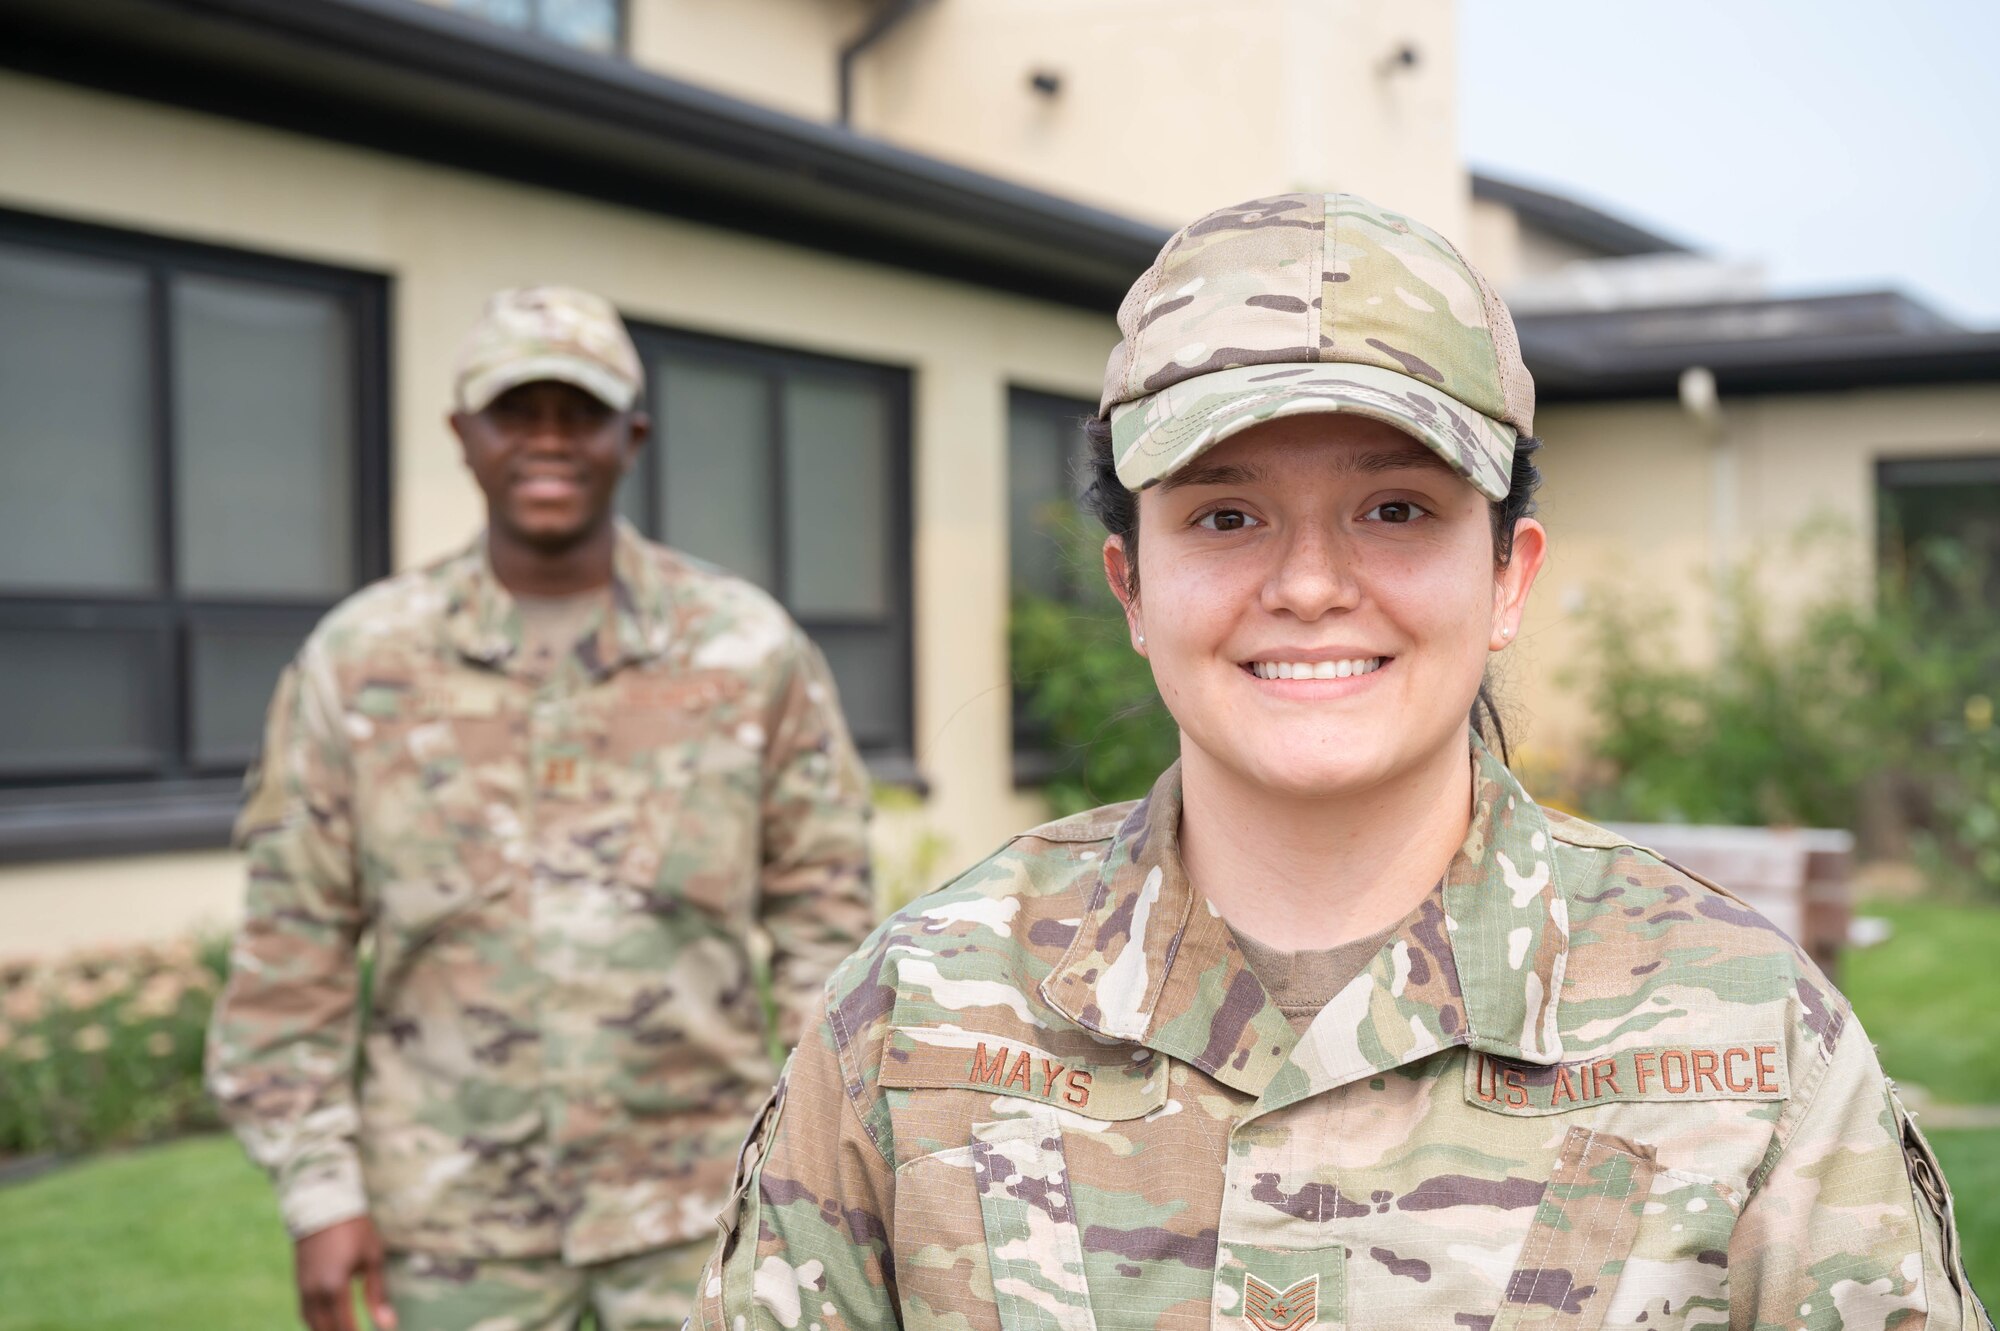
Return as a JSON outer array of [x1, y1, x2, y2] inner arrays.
[[1078, 415, 1544, 763]]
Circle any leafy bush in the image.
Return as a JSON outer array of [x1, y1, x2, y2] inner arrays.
[[0, 937, 228, 1159], [1573, 537, 2000, 894], [1009, 514, 1177, 817]]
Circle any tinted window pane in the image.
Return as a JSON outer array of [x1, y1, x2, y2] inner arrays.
[[807, 626, 904, 752], [1008, 404, 1082, 601], [658, 356, 775, 589], [783, 376, 891, 618], [0, 244, 156, 594], [1880, 457, 2000, 615], [173, 277, 355, 598], [0, 625, 162, 777], [190, 624, 310, 770], [540, 0, 618, 51], [447, 0, 532, 27]]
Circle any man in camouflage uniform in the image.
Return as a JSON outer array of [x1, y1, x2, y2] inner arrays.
[[692, 197, 1986, 1329], [209, 286, 873, 1331]]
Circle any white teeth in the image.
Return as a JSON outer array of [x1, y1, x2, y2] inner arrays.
[[1250, 658, 1384, 681]]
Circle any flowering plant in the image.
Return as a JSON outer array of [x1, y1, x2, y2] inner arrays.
[[0, 936, 228, 1160]]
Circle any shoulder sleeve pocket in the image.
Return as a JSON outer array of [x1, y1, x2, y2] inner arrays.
[[1889, 1083, 1991, 1328], [711, 1069, 790, 1330]]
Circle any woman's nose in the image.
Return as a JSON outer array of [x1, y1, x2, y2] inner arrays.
[[1261, 522, 1362, 620]]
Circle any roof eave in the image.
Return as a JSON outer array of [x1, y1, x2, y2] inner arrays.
[[1472, 170, 1694, 259], [1526, 330, 2000, 401], [0, 0, 1171, 310]]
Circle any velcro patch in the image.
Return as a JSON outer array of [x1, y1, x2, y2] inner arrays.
[[879, 1026, 1169, 1121], [1466, 1043, 1787, 1115]]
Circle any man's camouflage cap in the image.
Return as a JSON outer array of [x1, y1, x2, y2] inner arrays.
[[453, 285, 644, 414], [1100, 192, 1535, 500]]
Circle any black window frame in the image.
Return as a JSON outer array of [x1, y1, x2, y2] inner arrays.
[[1005, 385, 1097, 787], [443, 0, 629, 56], [0, 208, 391, 862], [622, 321, 918, 783]]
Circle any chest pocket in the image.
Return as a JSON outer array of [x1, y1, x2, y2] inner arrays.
[[1492, 1126, 1733, 1331], [970, 1113, 1098, 1331], [894, 1112, 1101, 1331], [350, 678, 521, 937], [609, 672, 762, 929], [885, 1031, 1170, 1331]]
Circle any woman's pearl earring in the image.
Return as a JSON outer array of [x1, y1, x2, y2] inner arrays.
[[1137, 633, 1146, 645]]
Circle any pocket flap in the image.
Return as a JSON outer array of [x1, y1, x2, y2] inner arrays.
[[880, 1025, 1169, 1121], [971, 1113, 1098, 1331], [1493, 1126, 1657, 1330]]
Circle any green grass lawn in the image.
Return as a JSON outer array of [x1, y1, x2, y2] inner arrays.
[[1843, 897, 2000, 1104], [1933, 1128, 2000, 1302], [0, 1135, 293, 1331]]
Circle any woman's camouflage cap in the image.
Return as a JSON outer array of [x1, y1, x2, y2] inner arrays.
[[1100, 193, 1535, 500], [454, 285, 644, 415]]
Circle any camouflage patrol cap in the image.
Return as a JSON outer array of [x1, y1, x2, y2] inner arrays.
[[1101, 193, 1534, 500], [453, 285, 644, 414]]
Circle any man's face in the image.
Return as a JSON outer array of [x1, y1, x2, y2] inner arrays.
[[451, 380, 647, 550]]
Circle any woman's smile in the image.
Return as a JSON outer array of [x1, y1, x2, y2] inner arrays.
[[1242, 653, 1391, 695], [1113, 413, 1537, 803]]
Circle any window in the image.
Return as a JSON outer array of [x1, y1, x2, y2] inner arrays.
[[618, 326, 914, 772], [1878, 455, 2000, 615], [444, 0, 624, 55], [1006, 387, 1095, 780], [0, 211, 389, 859]]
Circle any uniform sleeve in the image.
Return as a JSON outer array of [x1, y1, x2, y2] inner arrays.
[[757, 629, 874, 1046], [204, 647, 371, 1241], [1729, 1015, 1990, 1329], [692, 989, 900, 1331]]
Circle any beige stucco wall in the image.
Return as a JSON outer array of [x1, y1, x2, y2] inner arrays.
[[452, 0, 1466, 241], [1464, 196, 1525, 290], [0, 70, 1079, 957], [1517, 385, 2000, 767], [626, 0, 873, 122], [850, 0, 1466, 236]]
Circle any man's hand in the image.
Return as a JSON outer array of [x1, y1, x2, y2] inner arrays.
[[294, 1216, 396, 1331]]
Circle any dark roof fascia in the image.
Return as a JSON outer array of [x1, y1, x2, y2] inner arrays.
[[0, 0, 1171, 311], [1471, 171, 1693, 258], [1525, 328, 2000, 402]]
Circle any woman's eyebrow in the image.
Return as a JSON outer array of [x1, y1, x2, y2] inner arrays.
[[1157, 460, 1265, 492], [1343, 447, 1456, 476], [1160, 447, 1451, 493]]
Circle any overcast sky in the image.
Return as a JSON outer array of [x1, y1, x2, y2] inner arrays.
[[1460, 0, 2000, 327]]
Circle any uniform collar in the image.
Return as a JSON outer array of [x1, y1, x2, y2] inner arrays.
[[442, 519, 675, 676], [1038, 740, 1569, 1104]]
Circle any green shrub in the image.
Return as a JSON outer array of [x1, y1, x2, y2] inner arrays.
[[1573, 536, 2000, 894], [1009, 513, 1177, 817], [0, 937, 228, 1159]]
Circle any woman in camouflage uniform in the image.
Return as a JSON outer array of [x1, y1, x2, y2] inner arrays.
[[693, 194, 1987, 1331]]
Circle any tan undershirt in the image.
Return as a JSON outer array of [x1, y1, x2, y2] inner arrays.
[[1230, 920, 1402, 1031], [513, 589, 608, 682]]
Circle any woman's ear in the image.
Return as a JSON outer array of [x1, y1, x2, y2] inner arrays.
[[1490, 517, 1548, 650], [1102, 535, 1145, 655]]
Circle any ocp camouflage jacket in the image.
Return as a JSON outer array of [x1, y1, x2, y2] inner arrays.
[[208, 523, 873, 1265], [695, 744, 1986, 1330]]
